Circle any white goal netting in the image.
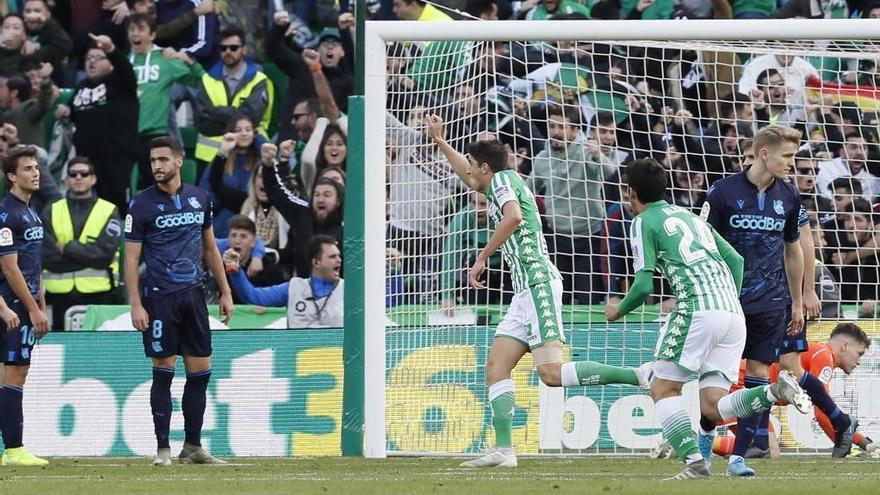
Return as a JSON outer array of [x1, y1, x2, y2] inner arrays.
[[380, 28, 880, 455]]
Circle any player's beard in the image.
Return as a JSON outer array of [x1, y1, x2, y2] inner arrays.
[[153, 169, 177, 184]]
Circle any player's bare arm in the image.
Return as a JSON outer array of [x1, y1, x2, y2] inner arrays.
[[784, 240, 805, 335], [425, 114, 482, 191], [799, 223, 820, 319], [202, 226, 234, 324], [124, 240, 149, 332], [0, 253, 48, 336], [468, 201, 522, 288], [0, 292, 19, 329]]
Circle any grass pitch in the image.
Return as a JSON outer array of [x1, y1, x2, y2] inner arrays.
[[0, 456, 877, 494]]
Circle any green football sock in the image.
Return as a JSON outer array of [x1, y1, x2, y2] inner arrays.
[[488, 379, 515, 449], [571, 361, 639, 386], [718, 385, 774, 419], [656, 396, 701, 463]]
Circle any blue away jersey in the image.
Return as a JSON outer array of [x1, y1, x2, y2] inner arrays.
[[701, 172, 807, 314], [0, 193, 43, 303], [125, 184, 213, 297]]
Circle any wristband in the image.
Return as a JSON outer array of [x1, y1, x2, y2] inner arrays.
[[309, 63, 322, 73]]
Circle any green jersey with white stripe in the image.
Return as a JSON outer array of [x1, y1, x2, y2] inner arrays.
[[630, 200, 742, 314], [484, 170, 561, 293]]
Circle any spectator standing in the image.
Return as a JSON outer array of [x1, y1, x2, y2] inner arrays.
[[156, 0, 219, 67], [817, 133, 880, 202], [127, 13, 205, 187], [530, 104, 616, 304], [225, 234, 344, 328], [65, 34, 140, 214], [0, 63, 54, 148], [193, 25, 273, 169], [22, 0, 72, 86], [41, 156, 121, 328], [200, 116, 263, 238], [0, 14, 34, 77]]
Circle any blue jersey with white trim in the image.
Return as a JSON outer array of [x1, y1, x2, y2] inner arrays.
[[701, 171, 806, 314], [0, 193, 43, 303], [125, 184, 213, 297]]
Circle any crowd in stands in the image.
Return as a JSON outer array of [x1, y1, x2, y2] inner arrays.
[[0, 0, 878, 329]]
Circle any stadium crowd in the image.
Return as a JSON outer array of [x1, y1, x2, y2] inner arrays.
[[0, 0, 876, 328]]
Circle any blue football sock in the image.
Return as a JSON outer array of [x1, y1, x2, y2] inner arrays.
[[151, 367, 175, 450], [733, 376, 769, 456], [182, 369, 211, 447], [0, 385, 23, 449], [753, 411, 770, 450], [800, 372, 850, 431]]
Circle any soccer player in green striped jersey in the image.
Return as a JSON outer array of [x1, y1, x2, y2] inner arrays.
[[426, 115, 647, 468], [597, 159, 811, 479]]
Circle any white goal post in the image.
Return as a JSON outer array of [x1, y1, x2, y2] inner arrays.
[[361, 19, 880, 459]]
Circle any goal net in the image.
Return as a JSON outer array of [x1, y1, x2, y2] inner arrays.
[[368, 19, 880, 456]]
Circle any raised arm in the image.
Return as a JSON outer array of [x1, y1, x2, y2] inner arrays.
[[424, 114, 481, 191]]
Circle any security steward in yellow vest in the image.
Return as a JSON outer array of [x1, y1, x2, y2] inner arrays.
[[42, 158, 122, 329], [194, 26, 274, 168]]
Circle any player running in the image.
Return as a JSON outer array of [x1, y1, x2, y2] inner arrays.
[[603, 158, 811, 479], [713, 322, 876, 458], [124, 136, 234, 465], [425, 114, 656, 468], [0, 146, 51, 466]]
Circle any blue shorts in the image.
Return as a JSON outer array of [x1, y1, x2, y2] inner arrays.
[[1, 302, 34, 365], [142, 286, 212, 358], [778, 329, 808, 356], [742, 308, 789, 364]]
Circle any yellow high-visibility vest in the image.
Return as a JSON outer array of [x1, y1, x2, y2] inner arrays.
[[194, 72, 274, 162], [44, 198, 119, 294]]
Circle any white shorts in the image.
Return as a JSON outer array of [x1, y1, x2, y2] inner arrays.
[[495, 278, 564, 349], [652, 309, 746, 386]]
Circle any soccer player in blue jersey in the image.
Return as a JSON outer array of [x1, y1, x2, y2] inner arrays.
[[0, 146, 51, 466], [701, 125, 812, 476], [124, 136, 234, 466]]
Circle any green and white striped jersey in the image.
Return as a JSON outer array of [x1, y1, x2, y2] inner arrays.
[[484, 170, 561, 293], [630, 200, 742, 314]]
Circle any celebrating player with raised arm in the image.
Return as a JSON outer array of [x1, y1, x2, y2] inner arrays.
[[0, 146, 50, 466], [426, 114, 654, 468], [124, 136, 234, 466], [603, 158, 810, 480]]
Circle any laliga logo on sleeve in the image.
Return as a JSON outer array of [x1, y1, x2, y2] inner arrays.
[[0, 227, 11, 247]]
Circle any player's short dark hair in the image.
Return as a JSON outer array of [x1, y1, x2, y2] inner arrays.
[[831, 322, 870, 348], [627, 158, 667, 203], [546, 103, 581, 127], [307, 234, 338, 263], [67, 156, 95, 174], [219, 25, 246, 44], [127, 12, 156, 33], [830, 176, 863, 195], [5, 75, 30, 102], [227, 214, 256, 236], [297, 98, 322, 116], [149, 135, 184, 158], [467, 139, 508, 173], [3, 145, 37, 178]]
